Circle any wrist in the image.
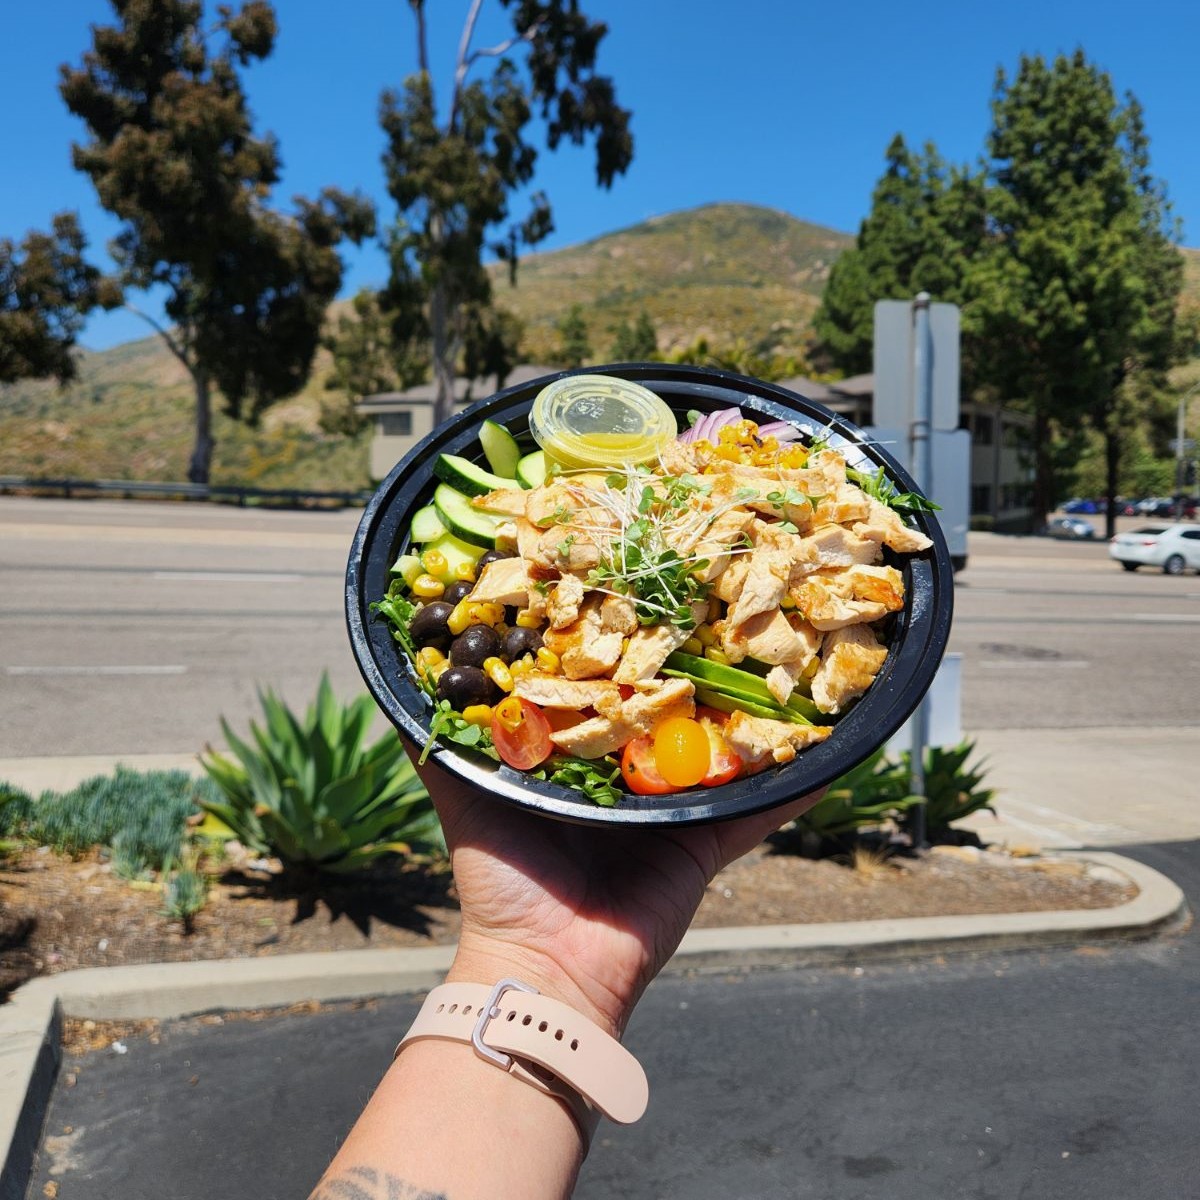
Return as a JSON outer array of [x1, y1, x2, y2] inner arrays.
[[448, 931, 634, 1040]]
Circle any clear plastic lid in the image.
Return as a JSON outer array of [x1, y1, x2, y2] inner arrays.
[[528, 375, 678, 471]]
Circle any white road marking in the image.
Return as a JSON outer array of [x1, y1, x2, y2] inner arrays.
[[152, 571, 303, 583], [4, 665, 188, 676], [977, 660, 1090, 669], [1131, 613, 1200, 622]]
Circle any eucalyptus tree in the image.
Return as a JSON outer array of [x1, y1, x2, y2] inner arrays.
[[61, 0, 374, 483], [381, 0, 633, 426]]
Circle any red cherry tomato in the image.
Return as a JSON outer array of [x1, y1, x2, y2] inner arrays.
[[620, 736, 673, 795], [491, 697, 553, 770], [696, 706, 743, 787]]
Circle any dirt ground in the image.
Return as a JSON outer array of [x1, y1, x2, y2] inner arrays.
[[0, 836, 1136, 1001]]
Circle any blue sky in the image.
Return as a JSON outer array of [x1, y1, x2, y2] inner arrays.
[[6, 0, 1199, 351]]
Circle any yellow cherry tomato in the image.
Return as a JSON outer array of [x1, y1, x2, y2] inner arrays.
[[652, 716, 711, 788]]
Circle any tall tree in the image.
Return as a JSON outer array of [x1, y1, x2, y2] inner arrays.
[[381, 0, 633, 427], [556, 303, 591, 367], [813, 135, 986, 374], [611, 309, 657, 361], [0, 212, 119, 384], [971, 50, 1185, 524], [61, 0, 374, 483]]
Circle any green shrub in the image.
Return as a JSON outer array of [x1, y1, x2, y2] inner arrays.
[[17, 768, 216, 877], [161, 855, 209, 933], [0, 781, 34, 836], [198, 674, 442, 876]]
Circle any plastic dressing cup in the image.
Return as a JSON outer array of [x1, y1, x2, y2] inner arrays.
[[528, 375, 678, 472]]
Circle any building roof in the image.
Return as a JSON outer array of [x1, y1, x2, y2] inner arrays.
[[356, 364, 561, 411], [774, 376, 832, 403]]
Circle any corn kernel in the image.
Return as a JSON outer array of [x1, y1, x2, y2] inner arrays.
[[454, 560, 477, 582], [780, 594, 797, 610], [515, 610, 542, 629], [469, 602, 504, 627], [447, 600, 473, 635], [704, 646, 731, 666], [462, 704, 494, 727], [695, 623, 717, 647], [411, 574, 445, 599], [536, 647, 560, 674], [681, 636, 703, 656], [428, 659, 450, 682], [483, 656, 514, 692], [421, 548, 447, 577], [417, 646, 445, 667], [802, 656, 820, 680]]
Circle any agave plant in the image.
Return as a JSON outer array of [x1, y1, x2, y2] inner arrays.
[[903, 740, 996, 836], [791, 748, 920, 841], [199, 675, 442, 877]]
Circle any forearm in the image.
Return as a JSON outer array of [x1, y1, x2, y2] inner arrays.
[[309, 941, 632, 1200]]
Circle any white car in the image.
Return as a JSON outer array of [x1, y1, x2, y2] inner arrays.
[[1109, 524, 1200, 575]]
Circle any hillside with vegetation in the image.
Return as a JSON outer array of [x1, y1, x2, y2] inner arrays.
[[489, 202, 853, 361], [2, 200, 1197, 491]]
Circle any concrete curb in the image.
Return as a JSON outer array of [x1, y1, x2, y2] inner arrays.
[[0, 850, 1188, 1200]]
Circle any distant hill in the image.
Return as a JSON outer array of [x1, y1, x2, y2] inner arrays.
[[3, 200, 1198, 488], [488, 202, 853, 361]]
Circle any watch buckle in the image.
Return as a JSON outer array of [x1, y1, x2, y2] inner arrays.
[[471, 977, 538, 1070]]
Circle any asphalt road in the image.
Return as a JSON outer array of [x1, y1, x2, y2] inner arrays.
[[2, 497, 1198, 757], [28, 839, 1200, 1200]]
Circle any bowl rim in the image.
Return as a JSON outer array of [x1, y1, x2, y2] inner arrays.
[[346, 363, 955, 828]]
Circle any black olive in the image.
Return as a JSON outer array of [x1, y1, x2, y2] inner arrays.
[[409, 601, 454, 649], [443, 579, 474, 606], [476, 548, 514, 571], [436, 665, 497, 710], [503, 626, 543, 662], [450, 625, 502, 669]]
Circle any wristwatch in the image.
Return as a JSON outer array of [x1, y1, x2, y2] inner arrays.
[[395, 978, 649, 1143]]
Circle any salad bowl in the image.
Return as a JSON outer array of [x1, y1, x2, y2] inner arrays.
[[346, 363, 954, 827]]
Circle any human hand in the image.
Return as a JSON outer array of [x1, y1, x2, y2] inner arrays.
[[417, 760, 826, 1038]]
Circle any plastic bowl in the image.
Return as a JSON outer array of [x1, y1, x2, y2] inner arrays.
[[346, 363, 954, 828]]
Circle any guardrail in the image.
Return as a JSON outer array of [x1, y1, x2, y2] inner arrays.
[[0, 475, 372, 509]]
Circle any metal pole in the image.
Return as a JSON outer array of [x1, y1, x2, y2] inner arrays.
[[1177, 392, 1187, 517], [909, 293, 934, 849]]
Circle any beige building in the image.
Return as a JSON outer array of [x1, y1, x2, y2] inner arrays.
[[779, 374, 1035, 532], [356, 365, 558, 481]]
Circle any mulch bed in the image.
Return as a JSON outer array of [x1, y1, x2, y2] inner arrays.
[[0, 838, 1136, 1001]]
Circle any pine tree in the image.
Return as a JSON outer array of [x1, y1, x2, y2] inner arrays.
[[813, 135, 985, 374], [970, 50, 1185, 524], [556, 304, 591, 368], [611, 309, 657, 360], [380, 0, 632, 427], [60, 0, 374, 483]]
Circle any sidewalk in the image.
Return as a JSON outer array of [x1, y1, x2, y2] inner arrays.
[[4, 723, 1198, 852]]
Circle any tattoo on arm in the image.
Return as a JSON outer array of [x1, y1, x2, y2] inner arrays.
[[309, 1165, 449, 1200]]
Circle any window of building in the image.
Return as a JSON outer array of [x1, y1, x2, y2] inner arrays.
[[974, 413, 994, 445], [379, 411, 413, 437], [971, 484, 992, 514]]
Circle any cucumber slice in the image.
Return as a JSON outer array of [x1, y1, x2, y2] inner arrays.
[[433, 482, 503, 549], [515, 450, 548, 490], [479, 420, 522, 478], [422, 532, 482, 583], [390, 553, 423, 585], [433, 453, 512, 496], [410, 504, 447, 543]]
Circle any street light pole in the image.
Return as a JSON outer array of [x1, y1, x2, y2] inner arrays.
[[908, 293, 934, 850]]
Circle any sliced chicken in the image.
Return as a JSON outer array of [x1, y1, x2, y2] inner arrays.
[[549, 678, 696, 759], [852, 496, 934, 554], [467, 557, 532, 607], [546, 573, 586, 630], [512, 673, 621, 709], [723, 711, 833, 768], [473, 488, 528, 517], [810, 624, 888, 714]]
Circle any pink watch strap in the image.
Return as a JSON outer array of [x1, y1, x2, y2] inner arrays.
[[396, 980, 649, 1134]]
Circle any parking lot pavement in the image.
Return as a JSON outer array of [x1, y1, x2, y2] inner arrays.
[[21, 843, 1200, 1200]]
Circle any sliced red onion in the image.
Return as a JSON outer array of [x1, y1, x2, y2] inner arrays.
[[700, 408, 743, 442], [757, 419, 804, 442]]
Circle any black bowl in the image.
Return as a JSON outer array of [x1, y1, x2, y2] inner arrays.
[[346, 363, 954, 827]]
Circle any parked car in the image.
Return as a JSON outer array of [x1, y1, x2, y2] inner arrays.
[[1061, 498, 1099, 514], [1109, 524, 1200, 574], [1044, 517, 1097, 539]]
